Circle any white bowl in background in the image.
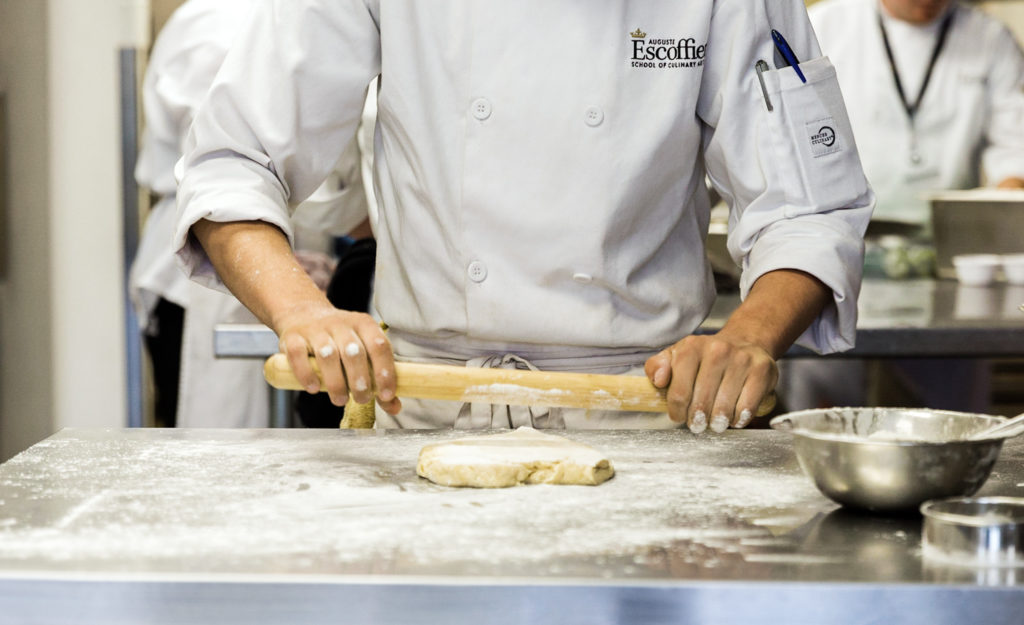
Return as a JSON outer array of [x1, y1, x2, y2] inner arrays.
[[1001, 254, 1024, 285], [953, 254, 1002, 286]]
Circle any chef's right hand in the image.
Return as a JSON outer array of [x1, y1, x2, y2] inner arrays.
[[275, 303, 401, 415], [190, 219, 400, 414]]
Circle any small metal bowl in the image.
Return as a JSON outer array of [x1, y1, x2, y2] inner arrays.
[[921, 497, 1024, 568], [770, 408, 1007, 512]]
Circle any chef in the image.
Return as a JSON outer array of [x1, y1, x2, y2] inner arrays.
[[808, 0, 1024, 236], [132, 0, 371, 427], [174, 0, 875, 432]]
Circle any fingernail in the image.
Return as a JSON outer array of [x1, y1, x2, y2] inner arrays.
[[710, 413, 730, 433], [689, 411, 707, 434], [736, 409, 753, 429], [345, 342, 361, 357], [379, 389, 394, 401], [306, 384, 319, 394], [354, 377, 368, 392]]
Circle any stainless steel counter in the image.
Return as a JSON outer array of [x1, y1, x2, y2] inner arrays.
[[215, 279, 1024, 360], [1, 428, 1022, 624]]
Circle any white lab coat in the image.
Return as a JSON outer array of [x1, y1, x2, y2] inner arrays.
[[132, 0, 370, 427], [176, 0, 875, 428], [809, 0, 1024, 228]]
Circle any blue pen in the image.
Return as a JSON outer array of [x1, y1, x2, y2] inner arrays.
[[771, 29, 806, 83]]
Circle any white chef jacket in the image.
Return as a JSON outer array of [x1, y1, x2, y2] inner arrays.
[[809, 0, 1024, 228], [130, 0, 258, 330], [176, 1, 874, 400], [132, 0, 370, 329], [134, 0, 371, 427]]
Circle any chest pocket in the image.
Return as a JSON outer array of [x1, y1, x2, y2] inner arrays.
[[760, 57, 869, 217], [951, 70, 988, 125]]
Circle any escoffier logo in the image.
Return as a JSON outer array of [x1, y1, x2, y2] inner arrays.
[[629, 27, 705, 69]]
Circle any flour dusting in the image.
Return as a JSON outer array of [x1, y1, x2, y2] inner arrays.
[[0, 429, 846, 579]]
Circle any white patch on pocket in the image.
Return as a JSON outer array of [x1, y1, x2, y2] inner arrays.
[[805, 117, 841, 158], [957, 72, 987, 87]]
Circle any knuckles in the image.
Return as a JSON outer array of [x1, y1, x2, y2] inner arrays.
[[704, 340, 732, 364]]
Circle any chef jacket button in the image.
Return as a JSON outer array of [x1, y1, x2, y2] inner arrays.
[[584, 106, 604, 127], [468, 260, 488, 282], [572, 273, 593, 284], [471, 98, 492, 121]]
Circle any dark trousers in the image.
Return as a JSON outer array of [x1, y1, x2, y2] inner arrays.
[[144, 298, 185, 428]]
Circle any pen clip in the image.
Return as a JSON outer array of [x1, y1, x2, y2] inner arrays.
[[755, 60, 773, 112]]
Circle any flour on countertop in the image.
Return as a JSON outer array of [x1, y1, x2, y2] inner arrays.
[[0, 428, 953, 580]]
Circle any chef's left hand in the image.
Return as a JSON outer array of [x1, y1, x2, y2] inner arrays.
[[645, 333, 777, 433], [997, 177, 1024, 190], [644, 269, 832, 433]]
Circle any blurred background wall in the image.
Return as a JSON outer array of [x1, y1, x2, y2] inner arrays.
[[0, 0, 140, 461]]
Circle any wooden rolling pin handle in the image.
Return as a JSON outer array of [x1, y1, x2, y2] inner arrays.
[[264, 354, 776, 417]]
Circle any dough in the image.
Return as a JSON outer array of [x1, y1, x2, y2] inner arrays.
[[416, 427, 614, 488], [340, 399, 375, 429]]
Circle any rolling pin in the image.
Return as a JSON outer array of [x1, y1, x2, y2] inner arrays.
[[264, 354, 776, 416]]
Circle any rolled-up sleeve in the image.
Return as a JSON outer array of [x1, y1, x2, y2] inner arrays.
[[698, 0, 874, 354], [174, 0, 381, 288]]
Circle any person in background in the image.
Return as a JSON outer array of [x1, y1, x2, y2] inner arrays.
[[174, 1, 876, 432], [131, 0, 371, 427], [809, 0, 1024, 238], [779, 0, 1024, 412]]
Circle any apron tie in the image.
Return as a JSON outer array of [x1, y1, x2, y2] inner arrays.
[[454, 354, 566, 430]]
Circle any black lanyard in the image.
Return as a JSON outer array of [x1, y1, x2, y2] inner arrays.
[[878, 9, 955, 123]]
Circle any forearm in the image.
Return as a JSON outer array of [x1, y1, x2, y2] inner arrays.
[[191, 219, 333, 334], [719, 269, 832, 358]]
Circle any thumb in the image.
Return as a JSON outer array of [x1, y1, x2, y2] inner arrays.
[[644, 350, 673, 389]]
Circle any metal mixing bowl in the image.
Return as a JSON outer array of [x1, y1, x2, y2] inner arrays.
[[770, 408, 1008, 512]]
